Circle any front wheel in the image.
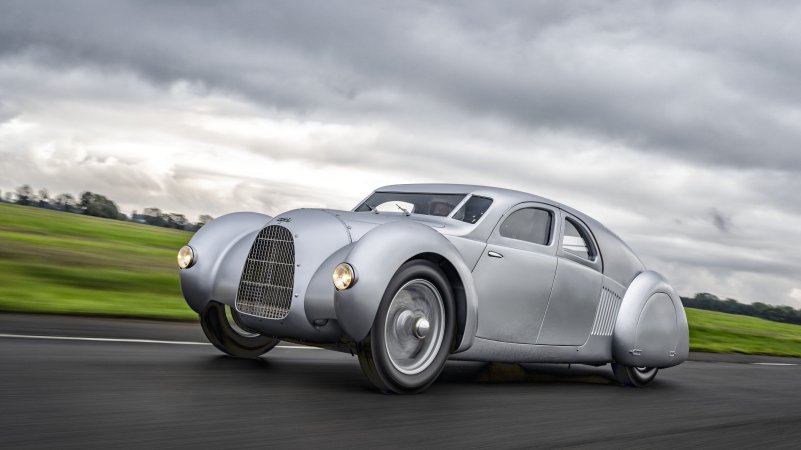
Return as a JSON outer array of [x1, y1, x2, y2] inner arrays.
[[358, 260, 456, 394], [612, 364, 658, 387], [200, 301, 279, 358]]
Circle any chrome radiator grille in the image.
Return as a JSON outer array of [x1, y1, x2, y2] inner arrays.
[[590, 287, 622, 336], [235, 225, 295, 319]]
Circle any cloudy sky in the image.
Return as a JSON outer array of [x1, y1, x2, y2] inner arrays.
[[1, 1, 800, 307]]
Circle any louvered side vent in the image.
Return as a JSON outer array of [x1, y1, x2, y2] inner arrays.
[[235, 225, 295, 319], [590, 287, 622, 336]]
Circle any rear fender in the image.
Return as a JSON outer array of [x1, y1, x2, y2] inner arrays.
[[612, 271, 689, 368], [334, 220, 478, 352]]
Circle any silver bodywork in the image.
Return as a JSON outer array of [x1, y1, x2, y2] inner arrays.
[[180, 184, 689, 368]]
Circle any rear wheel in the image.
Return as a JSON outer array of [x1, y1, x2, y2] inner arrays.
[[358, 260, 455, 394], [612, 364, 658, 387], [200, 301, 279, 358]]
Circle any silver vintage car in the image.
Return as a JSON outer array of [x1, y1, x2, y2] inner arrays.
[[178, 184, 689, 393]]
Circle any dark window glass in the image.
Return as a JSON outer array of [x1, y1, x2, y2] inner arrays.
[[452, 196, 493, 224], [562, 218, 595, 260], [355, 192, 466, 217], [499, 208, 552, 245]]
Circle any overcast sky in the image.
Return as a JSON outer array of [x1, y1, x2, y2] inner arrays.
[[1, 1, 800, 307]]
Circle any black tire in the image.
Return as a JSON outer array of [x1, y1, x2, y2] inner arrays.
[[612, 364, 658, 387], [200, 301, 279, 358], [357, 260, 456, 394]]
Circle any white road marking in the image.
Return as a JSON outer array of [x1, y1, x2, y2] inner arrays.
[[0, 333, 320, 349], [750, 362, 798, 366]]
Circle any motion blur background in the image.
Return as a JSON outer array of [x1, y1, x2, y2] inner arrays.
[[2, 4, 801, 449], [1, 1, 800, 354]]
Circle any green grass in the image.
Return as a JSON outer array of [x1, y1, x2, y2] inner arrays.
[[686, 308, 801, 357], [0, 203, 196, 320], [1, 203, 800, 357]]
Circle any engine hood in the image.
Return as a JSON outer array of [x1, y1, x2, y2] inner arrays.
[[275, 209, 475, 243]]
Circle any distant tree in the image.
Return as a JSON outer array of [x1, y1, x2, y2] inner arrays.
[[54, 193, 78, 212], [143, 207, 162, 217], [141, 207, 168, 227], [79, 191, 123, 220], [4, 192, 15, 203], [79, 191, 93, 208], [197, 214, 214, 227], [167, 213, 188, 227], [37, 188, 49, 207], [16, 184, 34, 205]]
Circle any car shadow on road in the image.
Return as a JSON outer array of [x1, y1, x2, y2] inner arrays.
[[439, 361, 615, 386], [196, 353, 682, 393]]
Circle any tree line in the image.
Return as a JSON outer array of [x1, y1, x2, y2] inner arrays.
[[681, 293, 801, 326], [1, 184, 212, 231]]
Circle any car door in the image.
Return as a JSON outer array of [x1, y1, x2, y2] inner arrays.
[[536, 211, 604, 346], [473, 203, 558, 345]]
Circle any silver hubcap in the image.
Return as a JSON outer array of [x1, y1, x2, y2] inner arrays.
[[384, 279, 445, 375]]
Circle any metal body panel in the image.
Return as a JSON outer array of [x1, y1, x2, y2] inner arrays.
[[444, 235, 487, 270], [334, 220, 479, 351], [233, 209, 352, 342], [537, 258, 603, 345], [474, 201, 559, 344], [180, 212, 272, 313], [304, 244, 354, 322], [474, 244, 557, 344], [179, 183, 687, 370], [612, 271, 689, 367], [451, 335, 613, 364]]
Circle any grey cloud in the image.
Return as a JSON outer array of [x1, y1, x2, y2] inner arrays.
[[709, 208, 731, 233], [2, 1, 801, 172]]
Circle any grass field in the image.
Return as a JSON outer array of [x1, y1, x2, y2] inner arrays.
[[1, 203, 800, 356], [686, 308, 801, 357], [0, 203, 195, 320]]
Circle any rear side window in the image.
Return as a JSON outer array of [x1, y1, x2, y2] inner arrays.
[[499, 208, 552, 245], [562, 218, 596, 260], [452, 196, 493, 224]]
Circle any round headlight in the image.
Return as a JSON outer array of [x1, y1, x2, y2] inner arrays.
[[177, 245, 195, 269], [333, 263, 356, 291]]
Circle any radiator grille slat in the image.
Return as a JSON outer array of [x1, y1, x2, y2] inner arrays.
[[235, 225, 295, 319], [591, 287, 622, 336]]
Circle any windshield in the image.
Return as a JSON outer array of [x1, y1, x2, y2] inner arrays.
[[355, 192, 467, 217]]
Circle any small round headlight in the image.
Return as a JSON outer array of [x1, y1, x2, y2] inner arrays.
[[177, 245, 195, 269], [333, 263, 356, 291]]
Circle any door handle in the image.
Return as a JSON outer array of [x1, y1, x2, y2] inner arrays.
[[488, 251, 504, 258]]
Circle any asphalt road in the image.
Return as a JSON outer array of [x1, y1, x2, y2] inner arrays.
[[1, 314, 800, 449]]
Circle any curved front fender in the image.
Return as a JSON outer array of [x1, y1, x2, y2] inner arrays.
[[179, 212, 272, 313], [334, 220, 478, 351]]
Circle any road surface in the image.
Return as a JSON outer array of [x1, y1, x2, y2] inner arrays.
[[1, 313, 800, 449]]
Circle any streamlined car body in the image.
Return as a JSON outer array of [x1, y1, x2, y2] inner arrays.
[[178, 184, 689, 393]]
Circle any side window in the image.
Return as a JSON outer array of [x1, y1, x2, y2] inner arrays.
[[499, 208, 552, 245], [452, 196, 493, 224], [562, 218, 595, 260]]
